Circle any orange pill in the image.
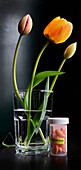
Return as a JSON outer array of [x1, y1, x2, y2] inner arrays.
[[55, 129, 65, 137], [58, 147, 62, 153], [61, 126, 66, 135], [62, 144, 66, 152], [54, 145, 59, 154], [53, 130, 56, 136]]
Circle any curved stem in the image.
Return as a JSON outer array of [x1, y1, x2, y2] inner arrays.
[[29, 40, 50, 110], [49, 58, 66, 92], [13, 34, 24, 106]]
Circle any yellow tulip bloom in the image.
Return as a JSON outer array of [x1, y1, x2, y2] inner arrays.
[[43, 16, 73, 44]]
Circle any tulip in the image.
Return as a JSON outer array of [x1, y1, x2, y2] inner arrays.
[[50, 42, 77, 92], [63, 42, 77, 59], [18, 14, 33, 35], [43, 16, 73, 44], [13, 14, 33, 106]]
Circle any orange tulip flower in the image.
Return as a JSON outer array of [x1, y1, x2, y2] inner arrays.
[[43, 16, 73, 44]]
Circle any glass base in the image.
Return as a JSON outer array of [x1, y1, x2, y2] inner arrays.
[[15, 142, 50, 155]]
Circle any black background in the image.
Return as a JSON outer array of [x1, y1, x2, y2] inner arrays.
[[0, 0, 81, 157]]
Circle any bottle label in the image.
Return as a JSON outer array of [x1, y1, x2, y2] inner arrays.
[[49, 137, 64, 144]]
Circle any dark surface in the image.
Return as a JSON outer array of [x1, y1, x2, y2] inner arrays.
[[0, 135, 81, 170], [0, 147, 81, 170]]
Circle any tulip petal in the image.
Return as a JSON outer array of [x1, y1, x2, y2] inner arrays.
[[52, 21, 73, 44], [43, 16, 60, 35], [43, 17, 73, 44]]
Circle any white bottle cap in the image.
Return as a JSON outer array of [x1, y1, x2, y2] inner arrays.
[[48, 117, 69, 124]]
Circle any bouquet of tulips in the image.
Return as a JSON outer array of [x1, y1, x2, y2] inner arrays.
[[12, 14, 77, 147]]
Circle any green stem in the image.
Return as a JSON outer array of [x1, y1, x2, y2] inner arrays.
[[2, 132, 16, 148], [26, 41, 50, 146], [13, 34, 24, 106], [2, 142, 15, 148], [49, 58, 66, 92], [29, 40, 50, 110], [39, 128, 46, 144]]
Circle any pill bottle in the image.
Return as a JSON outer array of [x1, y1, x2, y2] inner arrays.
[[48, 117, 69, 156]]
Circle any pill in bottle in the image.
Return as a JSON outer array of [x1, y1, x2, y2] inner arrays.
[[48, 117, 69, 156]]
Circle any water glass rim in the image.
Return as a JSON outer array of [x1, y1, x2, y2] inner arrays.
[[13, 89, 54, 94], [14, 108, 52, 112]]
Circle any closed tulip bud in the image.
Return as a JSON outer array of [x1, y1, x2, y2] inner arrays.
[[18, 14, 33, 35], [63, 42, 77, 59], [43, 16, 73, 44]]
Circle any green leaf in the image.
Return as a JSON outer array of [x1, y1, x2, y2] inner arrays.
[[32, 103, 43, 126], [33, 71, 64, 88], [24, 71, 64, 110], [35, 77, 49, 133]]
